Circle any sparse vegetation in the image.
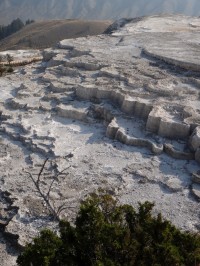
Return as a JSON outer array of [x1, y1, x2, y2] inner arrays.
[[0, 65, 5, 76], [25, 158, 74, 221], [7, 66, 14, 73], [25, 19, 35, 25], [0, 53, 14, 75], [0, 20, 111, 50], [0, 55, 5, 76], [0, 18, 34, 41], [6, 53, 13, 66], [0, 18, 24, 40], [17, 192, 200, 266]]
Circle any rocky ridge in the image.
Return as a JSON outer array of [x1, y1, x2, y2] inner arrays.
[[1, 0, 200, 24], [0, 14, 200, 264]]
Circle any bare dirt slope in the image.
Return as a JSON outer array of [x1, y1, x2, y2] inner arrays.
[[0, 19, 112, 51]]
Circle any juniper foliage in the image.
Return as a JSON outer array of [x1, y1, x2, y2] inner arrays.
[[17, 193, 200, 266]]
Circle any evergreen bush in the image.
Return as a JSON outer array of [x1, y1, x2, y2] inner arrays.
[[17, 192, 200, 266]]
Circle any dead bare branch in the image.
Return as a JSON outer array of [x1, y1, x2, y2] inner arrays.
[[25, 157, 75, 221], [36, 158, 49, 185], [46, 177, 56, 201]]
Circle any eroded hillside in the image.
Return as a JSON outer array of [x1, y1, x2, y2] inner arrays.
[[0, 15, 200, 265]]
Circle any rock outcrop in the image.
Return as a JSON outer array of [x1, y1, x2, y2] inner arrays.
[[0, 14, 200, 265]]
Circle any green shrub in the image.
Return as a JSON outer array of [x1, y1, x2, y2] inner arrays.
[[17, 230, 62, 266], [7, 66, 14, 73], [0, 66, 6, 76], [17, 192, 200, 266]]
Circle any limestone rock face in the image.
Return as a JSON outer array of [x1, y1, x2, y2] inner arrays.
[[195, 148, 200, 163], [190, 126, 200, 151], [146, 106, 190, 139], [192, 172, 200, 184], [158, 120, 190, 139], [191, 183, 200, 201], [0, 14, 200, 265]]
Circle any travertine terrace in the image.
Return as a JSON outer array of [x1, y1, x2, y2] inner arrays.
[[0, 15, 200, 264]]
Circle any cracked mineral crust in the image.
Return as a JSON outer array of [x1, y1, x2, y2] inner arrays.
[[0, 14, 200, 265]]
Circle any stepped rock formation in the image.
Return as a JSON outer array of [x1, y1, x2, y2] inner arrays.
[[0, 15, 200, 264]]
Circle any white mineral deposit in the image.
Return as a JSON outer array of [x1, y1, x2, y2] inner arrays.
[[0, 14, 200, 265]]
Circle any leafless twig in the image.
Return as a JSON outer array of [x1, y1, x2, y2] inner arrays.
[[25, 158, 74, 221]]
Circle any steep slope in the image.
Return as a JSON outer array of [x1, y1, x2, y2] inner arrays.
[[0, 19, 112, 50], [1, 0, 200, 24]]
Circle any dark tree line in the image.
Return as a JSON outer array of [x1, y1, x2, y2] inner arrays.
[[0, 18, 34, 41]]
